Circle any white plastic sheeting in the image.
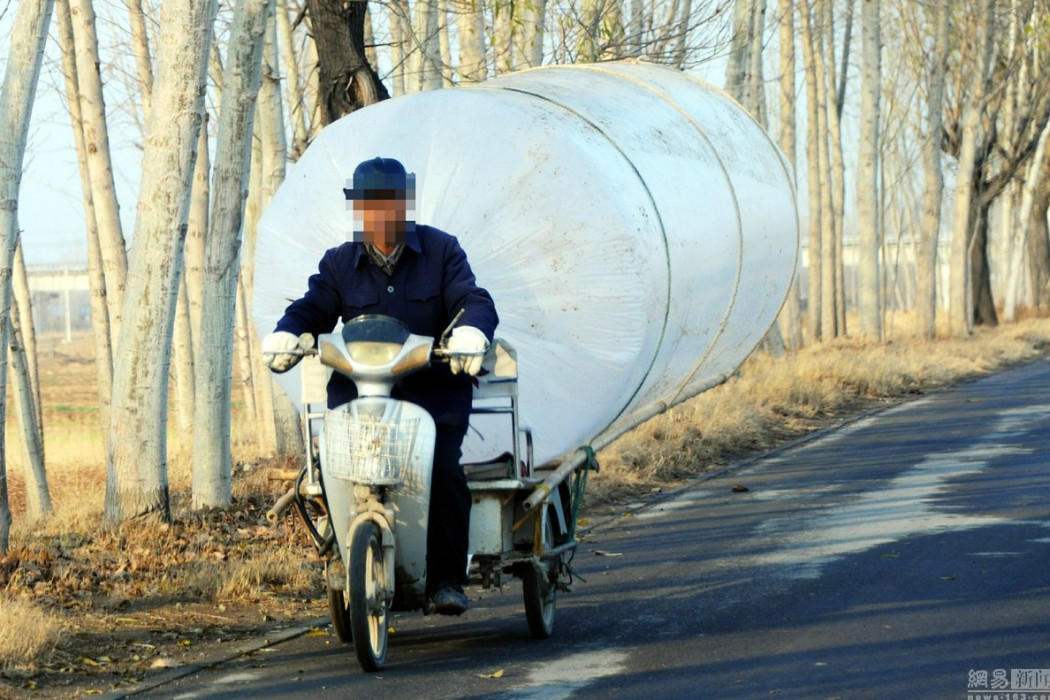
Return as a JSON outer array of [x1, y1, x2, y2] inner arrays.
[[254, 61, 798, 467]]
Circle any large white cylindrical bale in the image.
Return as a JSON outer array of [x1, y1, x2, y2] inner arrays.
[[254, 61, 798, 466]]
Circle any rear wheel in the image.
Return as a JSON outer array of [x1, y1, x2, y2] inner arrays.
[[327, 583, 352, 644], [348, 522, 389, 671], [522, 507, 557, 639]]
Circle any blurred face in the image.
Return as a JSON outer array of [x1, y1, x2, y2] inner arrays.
[[353, 196, 409, 254]]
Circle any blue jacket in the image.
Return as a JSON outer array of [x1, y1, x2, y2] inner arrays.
[[274, 224, 499, 429]]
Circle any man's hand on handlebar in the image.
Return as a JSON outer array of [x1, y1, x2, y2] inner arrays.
[[262, 331, 309, 372], [447, 326, 488, 376]]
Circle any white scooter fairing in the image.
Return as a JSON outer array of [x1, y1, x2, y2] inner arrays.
[[320, 396, 436, 608]]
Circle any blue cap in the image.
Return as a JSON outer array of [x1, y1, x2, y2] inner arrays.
[[343, 157, 415, 200]]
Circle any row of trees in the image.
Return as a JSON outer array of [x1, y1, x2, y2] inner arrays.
[[727, 0, 1050, 349], [1, 0, 1049, 550]]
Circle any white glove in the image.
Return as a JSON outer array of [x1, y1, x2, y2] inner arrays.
[[262, 331, 302, 372], [447, 326, 488, 376]]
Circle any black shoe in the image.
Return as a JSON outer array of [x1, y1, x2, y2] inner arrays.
[[432, 583, 468, 616]]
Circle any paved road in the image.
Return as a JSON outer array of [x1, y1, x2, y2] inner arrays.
[[147, 358, 1050, 699]]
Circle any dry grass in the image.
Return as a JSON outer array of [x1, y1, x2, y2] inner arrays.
[[0, 596, 63, 669]]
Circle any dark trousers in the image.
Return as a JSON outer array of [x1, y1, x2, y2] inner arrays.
[[427, 424, 471, 589]]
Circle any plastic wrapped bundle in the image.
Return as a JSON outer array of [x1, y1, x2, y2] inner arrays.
[[254, 61, 798, 466]]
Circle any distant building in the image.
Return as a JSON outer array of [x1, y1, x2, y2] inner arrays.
[[26, 265, 91, 338]]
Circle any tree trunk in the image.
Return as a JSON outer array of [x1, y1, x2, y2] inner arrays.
[[453, 0, 485, 82], [856, 0, 881, 341], [8, 311, 50, 521], [917, 0, 947, 340], [776, 0, 803, 351], [671, 0, 694, 68], [55, 0, 115, 447], [726, 0, 751, 94], [124, 0, 154, 118], [389, 0, 409, 96], [306, 0, 389, 122], [518, 0, 546, 68], [13, 242, 42, 439], [185, 113, 209, 361], [493, 0, 516, 73], [437, 0, 454, 86], [726, 0, 766, 124], [799, 0, 822, 341], [949, 104, 981, 338], [600, 0, 627, 61], [69, 0, 129, 350], [261, 23, 304, 458], [0, 0, 54, 552], [242, 132, 271, 450], [812, 4, 837, 338], [172, 274, 195, 438], [1027, 184, 1050, 309], [1004, 119, 1050, 320], [970, 201, 997, 327], [301, 18, 324, 137], [948, 2, 994, 338], [364, 3, 380, 70], [824, 0, 846, 336], [276, 0, 310, 158], [455, 0, 487, 82], [746, 0, 767, 128], [105, 0, 219, 524], [193, 0, 272, 510], [410, 0, 444, 89]]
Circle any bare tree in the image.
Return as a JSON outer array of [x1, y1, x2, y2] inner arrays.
[[823, 0, 848, 336], [913, 0, 948, 339], [856, 0, 881, 340], [0, 0, 54, 552], [726, 0, 767, 124], [1003, 118, 1050, 320], [455, 0, 487, 81], [9, 242, 47, 520], [1026, 155, 1050, 309], [492, 0, 516, 71], [124, 0, 154, 117], [410, 0, 444, 89], [517, 0, 546, 67], [69, 0, 129, 350], [12, 243, 41, 441], [946, 3, 993, 336], [105, 0, 220, 523], [8, 310, 49, 521], [799, 0, 823, 341], [942, 0, 1050, 331], [275, 0, 310, 157], [777, 0, 803, 351], [193, 0, 273, 509]]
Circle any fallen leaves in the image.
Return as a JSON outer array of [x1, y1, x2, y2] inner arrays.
[[477, 668, 505, 679], [150, 657, 181, 670]]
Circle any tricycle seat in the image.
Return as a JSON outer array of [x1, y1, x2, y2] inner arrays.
[[467, 338, 532, 479]]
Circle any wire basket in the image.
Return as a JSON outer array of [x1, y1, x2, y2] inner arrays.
[[323, 410, 420, 486]]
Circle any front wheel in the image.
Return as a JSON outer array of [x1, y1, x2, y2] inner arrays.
[[348, 522, 389, 671], [522, 507, 558, 639]]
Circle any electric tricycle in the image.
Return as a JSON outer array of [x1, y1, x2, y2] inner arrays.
[[266, 313, 594, 672]]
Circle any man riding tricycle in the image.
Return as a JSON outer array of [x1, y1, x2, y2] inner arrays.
[[263, 157, 591, 671]]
